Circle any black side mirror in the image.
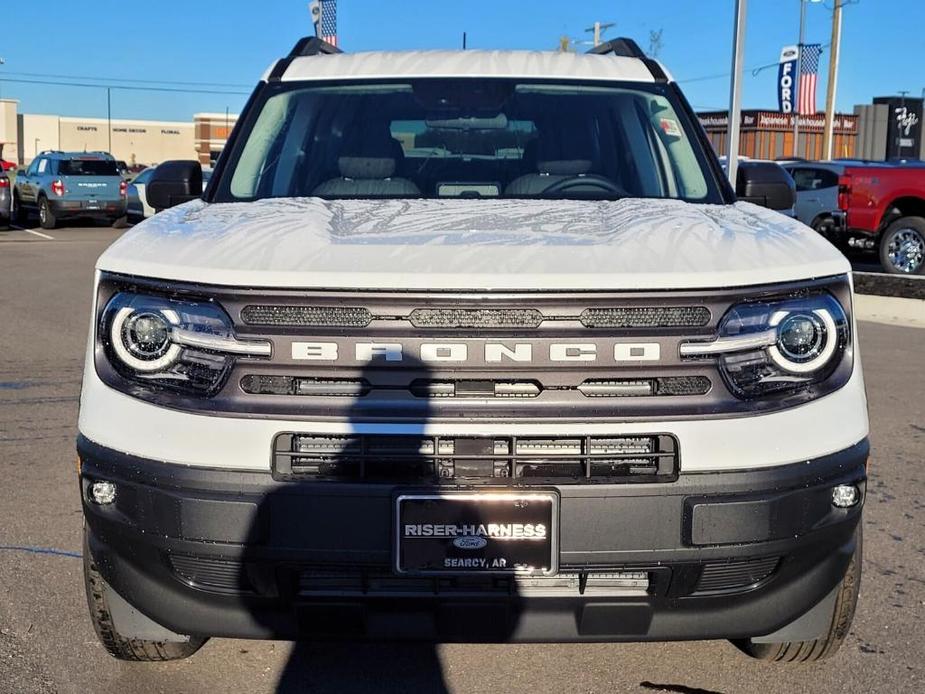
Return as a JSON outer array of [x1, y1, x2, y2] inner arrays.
[[735, 161, 796, 212], [147, 160, 203, 212]]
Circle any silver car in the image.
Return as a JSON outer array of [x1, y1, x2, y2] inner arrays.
[[780, 161, 846, 236]]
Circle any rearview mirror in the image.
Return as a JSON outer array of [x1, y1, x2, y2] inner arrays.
[[735, 161, 795, 212], [147, 160, 203, 212]]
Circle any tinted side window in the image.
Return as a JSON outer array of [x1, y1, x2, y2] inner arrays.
[[36, 158, 49, 175], [791, 167, 838, 192]]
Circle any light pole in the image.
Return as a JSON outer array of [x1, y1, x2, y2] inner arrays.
[[822, 0, 844, 160], [726, 0, 747, 185]]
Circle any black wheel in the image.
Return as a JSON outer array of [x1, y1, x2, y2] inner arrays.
[[735, 528, 861, 662], [83, 528, 207, 661], [37, 196, 57, 230], [880, 216, 925, 274]]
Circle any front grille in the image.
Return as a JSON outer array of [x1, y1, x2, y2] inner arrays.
[[695, 557, 779, 594], [577, 376, 712, 397], [273, 433, 678, 483], [299, 568, 650, 597], [409, 308, 544, 329], [241, 305, 372, 327], [580, 306, 711, 328]]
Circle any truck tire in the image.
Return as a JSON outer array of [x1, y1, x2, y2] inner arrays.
[[83, 528, 207, 661], [37, 196, 57, 230], [880, 217, 925, 274], [734, 528, 861, 662]]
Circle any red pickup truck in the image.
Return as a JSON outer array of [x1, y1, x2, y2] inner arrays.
[[837, 163, 925, 274]]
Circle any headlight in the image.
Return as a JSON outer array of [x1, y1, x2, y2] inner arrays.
[[681, 292, 850, 399], [101, 292, 270, 395]]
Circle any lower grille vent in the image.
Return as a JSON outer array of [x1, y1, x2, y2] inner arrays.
[[695, 557, 779, 594], [273, 433, 678, 483], [169, 555, 251, 593], [299, 568, 650, 597]]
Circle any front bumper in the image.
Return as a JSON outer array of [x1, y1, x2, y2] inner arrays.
[[79, 435, 867, 642]]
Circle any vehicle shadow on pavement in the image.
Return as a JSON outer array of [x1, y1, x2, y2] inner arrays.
[[242, 356, 523, 693]]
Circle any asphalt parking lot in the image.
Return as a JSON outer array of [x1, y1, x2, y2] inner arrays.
[[0, 225, 922, 694]]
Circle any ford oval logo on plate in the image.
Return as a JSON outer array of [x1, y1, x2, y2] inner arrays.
[[453, 536, 488, 550]]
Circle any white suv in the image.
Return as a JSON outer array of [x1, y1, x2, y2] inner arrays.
[[78, 37, 867, 663]]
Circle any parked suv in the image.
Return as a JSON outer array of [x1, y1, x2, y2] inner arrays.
[[79, 38, 868, 663], [13, 151, 126, 229]]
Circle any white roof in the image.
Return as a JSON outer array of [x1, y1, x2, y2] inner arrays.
[[273, 49, 664, 84]]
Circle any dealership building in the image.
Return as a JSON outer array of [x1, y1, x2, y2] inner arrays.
[[697, 96, 925, 163], [697, 110, 859, 160], [0, 98, 238, 167]]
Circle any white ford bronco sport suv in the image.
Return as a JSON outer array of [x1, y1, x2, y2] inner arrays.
[[78, 37, 868, 663]]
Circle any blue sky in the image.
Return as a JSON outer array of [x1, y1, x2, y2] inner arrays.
[[0, 0, 921, 122]]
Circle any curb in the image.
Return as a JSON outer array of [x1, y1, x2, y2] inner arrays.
[[853, 272, 925, 300]]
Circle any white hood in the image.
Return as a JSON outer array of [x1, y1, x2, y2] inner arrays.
[[97, 197, 850, 290]]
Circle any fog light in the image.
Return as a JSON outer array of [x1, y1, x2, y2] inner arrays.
[[832, 484, 859, 508], [90, 480, 117, 505]]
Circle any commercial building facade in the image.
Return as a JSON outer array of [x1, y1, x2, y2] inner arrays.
[[698, 110, 858, 161], [0, 100, 238, 167]]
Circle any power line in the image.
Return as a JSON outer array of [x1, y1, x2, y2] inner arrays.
[[0, 70, 251, 89], [0, 77, 249, 96]]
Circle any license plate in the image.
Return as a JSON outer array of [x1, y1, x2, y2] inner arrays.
[[395, 492, 558, 576], [86, 200, 100, 210]]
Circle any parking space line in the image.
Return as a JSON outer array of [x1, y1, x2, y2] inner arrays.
[[22, 228, 55, 240]]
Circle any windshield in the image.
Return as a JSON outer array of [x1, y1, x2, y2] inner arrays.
[[57, 159, 120, 176], [217, 79, 721, 203]]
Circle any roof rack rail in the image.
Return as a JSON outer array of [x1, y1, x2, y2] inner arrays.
[[268, 36, 343, 82], [586, 37, 646, 59], [587, 37, 668, 83], [287, 36, 343, 57]]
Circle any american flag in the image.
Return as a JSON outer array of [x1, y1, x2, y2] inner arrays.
[[320, 0, 338, 46], [798, 44, 822, 115]]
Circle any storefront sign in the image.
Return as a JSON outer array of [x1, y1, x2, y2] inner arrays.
[[777, 45, 799, 114]]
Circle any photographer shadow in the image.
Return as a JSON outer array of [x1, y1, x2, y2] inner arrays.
[[243, 355, 523, 693]]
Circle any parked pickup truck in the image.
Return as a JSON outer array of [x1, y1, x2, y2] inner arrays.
[[835, 162, 925, 274]]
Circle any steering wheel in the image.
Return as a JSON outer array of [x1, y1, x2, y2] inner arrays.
[[541, 175, 626, 197]]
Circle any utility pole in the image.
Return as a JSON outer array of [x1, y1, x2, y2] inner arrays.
[[792, 0, 807, 157], [727, 0, 747, 185], [822, 0, 844, 160], [107, 87, 112, 154], [585, 21, 615, 48]]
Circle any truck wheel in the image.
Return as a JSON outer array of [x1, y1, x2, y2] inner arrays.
[[735, 528, 861, 662], [37, 196, 57, 230], [880, 217, 925, 274], [83, 529, 207, 661]]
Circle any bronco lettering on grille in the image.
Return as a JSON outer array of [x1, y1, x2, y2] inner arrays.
[[290, 342, 662, 364]]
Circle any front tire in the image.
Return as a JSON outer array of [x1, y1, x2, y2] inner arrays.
[[880, 216, 925, 274], [38, 196, 57, 230], [734, 528, 861, 662], [83, 528, 207, 661]]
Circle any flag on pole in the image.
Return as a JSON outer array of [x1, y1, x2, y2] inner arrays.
[[797, 44, 822, 115], [320, 0, 338, 46]]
